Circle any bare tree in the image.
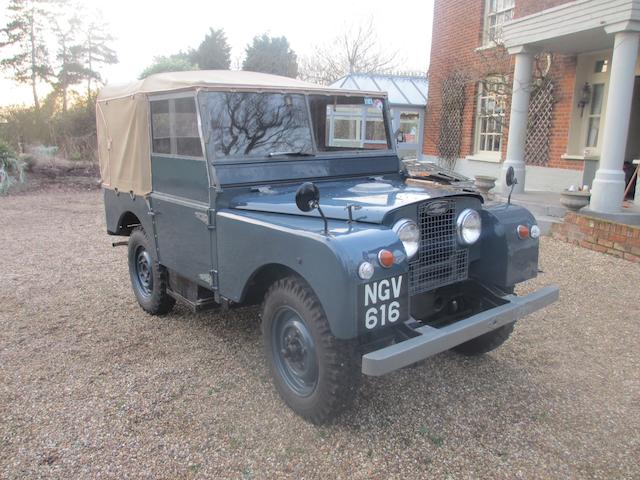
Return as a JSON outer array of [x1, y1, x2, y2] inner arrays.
[[298, 19, 398, 85]]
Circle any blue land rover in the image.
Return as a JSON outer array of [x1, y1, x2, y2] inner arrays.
[[97, 71, 558, 423]]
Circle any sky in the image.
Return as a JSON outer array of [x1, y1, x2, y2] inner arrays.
[[0, 0, 434, 107]]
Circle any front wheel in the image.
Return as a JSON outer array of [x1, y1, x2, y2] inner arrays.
[[262, 276, 359, 424], [127, 227, 175, 315]]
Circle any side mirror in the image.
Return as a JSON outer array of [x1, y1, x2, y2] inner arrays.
[[505, 166, 518, 205], [295, 182, 320, 212], [295, 182, 329, 235], [395, 129, 405, 143], [505, 166, 518, 187]]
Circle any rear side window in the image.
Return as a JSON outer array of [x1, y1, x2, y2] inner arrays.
[[150, 97, 203, 157]]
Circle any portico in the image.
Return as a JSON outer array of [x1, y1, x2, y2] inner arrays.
[[502, 0, 640, 216]]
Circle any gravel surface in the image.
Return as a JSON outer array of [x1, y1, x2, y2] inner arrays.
[[1, 189, 639, 479]]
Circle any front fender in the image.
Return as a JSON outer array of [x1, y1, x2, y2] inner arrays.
[[471, 204, 539, 288], [216, 210, 408, 339]]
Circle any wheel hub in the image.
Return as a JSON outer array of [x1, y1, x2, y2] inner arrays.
[[134, 247, 153, 296], [272, 307, 318, 397]]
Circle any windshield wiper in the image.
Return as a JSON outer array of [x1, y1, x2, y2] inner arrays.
[[268, 150, 315, 157]]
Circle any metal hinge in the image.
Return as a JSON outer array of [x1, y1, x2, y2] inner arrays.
[[194, 209, 216, 230], [210, 269, 219, 290]]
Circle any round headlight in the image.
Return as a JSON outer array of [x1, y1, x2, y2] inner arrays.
[[393, 219, 420, 259], [457, 209, 481, 245]]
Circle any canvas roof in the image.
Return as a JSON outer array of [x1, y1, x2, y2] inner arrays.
[[96, 71, 387, 196], [98, 70, 384, 101]]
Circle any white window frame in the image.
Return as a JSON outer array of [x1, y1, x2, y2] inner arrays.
[[584, 82, 605, 152], [483, 0, 515, 46], [473, 76, 507, 161], [327, 105, 387, 148]]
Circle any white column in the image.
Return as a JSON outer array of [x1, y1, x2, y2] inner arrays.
[[501, 47, 534, 194], [589, 30, 640, 213]]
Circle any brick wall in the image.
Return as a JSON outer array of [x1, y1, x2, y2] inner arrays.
[[551, 212, 640, 262], [424, 0, 582, 171]]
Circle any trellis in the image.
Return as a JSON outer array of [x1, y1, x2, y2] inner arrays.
[[525, 78, 555, 166], [437, 72, 467, 170]]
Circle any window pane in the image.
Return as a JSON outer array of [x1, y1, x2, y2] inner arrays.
[[150, 100, 170, 154], [586, 117, 600, 148], [475, 77, 506, 154], [308, 95, 390, 151], [399, 111, 420, 143], [590, 84, 604, 115], [365, 120, 386, 141], [201, 92, 312, 159], [334, 118, 359, 141], [594, 60, 608, 73], [173, 97, 202, 157]]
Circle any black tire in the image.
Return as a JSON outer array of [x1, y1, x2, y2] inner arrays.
[[127, 227, 175, 315], [452, 323, 514, 356], [262, 275, 360, 424]]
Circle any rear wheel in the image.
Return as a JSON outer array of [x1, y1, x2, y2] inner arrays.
[[452, 323, 514, 356], [262, 276, 359, 424], [127, 227, 175, 315]]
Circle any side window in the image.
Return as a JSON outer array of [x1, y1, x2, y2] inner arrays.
[[150, 97, 203, 157], [150, 100, 171, 154], [174, 97, 202, 156]]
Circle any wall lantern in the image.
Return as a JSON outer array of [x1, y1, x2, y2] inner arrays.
[[578, 82, 591, 117]]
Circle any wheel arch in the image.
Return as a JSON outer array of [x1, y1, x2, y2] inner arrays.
[[116, 211, 142, 236], [241, 263, 305, 306]]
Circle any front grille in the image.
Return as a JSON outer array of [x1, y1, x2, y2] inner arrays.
[[409, 199, 469, 295]]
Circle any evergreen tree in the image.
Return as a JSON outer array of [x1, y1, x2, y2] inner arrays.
[[0, 0, 53, 110], [242, 34, 298, 78], [139, 53, 196, 79], [52, 13, 84, 112], [79, 19, 118, 100], [190, 28, 231, 70]]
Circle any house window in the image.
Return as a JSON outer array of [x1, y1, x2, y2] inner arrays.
[[594, 60, 608, 73], [475, 77, 507, 156], [399, 111, 420, 143], [150, 96, 203, 157], [323, 100, 389, 149], [484, 0, 515, 44], [585, 83, 604, 148]]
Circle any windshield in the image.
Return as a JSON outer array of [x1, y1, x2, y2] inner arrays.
[[200, 92, 313, 159], [199, 92, 391, 162], [308, 95, 391, 152]]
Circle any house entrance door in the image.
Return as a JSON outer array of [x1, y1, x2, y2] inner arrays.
[[624, 77, 640, 199]]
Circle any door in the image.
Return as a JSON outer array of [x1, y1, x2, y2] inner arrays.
[[148, 94, 214, 287], [390, 107, 424, 160]]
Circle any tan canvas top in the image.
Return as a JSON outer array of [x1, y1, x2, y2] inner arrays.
[[96, 70, 387, 196], [98, 70, 382, 101]]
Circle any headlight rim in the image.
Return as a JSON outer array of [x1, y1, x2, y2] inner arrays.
[[393, 218, 420, 259], [456, 208, 482, 245]]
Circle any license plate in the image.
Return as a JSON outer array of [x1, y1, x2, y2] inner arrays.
[[358, 274, 409, 331]]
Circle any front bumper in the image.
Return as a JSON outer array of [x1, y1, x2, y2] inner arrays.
[[361, 285, 559, 376]]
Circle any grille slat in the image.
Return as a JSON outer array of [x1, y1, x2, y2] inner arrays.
[[409, 200, 469, 296]]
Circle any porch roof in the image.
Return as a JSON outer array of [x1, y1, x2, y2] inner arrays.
[[330, 73, 428, 107], [503, 0, 640, 54]]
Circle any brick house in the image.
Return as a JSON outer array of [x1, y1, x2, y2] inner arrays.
[[423, 0, 640, 216]]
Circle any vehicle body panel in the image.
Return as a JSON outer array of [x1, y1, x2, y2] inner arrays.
[[215, 209, 407, 339], [227, 174, 482, 223]]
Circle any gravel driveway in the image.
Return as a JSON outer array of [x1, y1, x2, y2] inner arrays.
[[1, 189, 638, 479]]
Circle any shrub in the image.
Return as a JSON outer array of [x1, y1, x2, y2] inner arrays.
[[0, 141, 26, 195]]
